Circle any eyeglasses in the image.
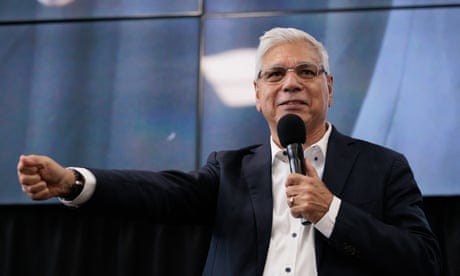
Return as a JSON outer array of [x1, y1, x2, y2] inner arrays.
[[258, 62, 327, 83]]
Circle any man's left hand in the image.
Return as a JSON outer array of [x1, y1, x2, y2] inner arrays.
[[285, 159, 334, 223]]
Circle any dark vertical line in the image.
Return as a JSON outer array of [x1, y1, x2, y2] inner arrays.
[[195, 0, 205, 169]]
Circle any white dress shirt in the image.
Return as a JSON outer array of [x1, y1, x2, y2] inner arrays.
[[262, 122, 341, 276]]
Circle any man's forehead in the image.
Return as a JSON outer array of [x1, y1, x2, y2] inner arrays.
[[262, 41, 321, 65]]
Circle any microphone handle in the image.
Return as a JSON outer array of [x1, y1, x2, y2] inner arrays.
[[286, 143, 311, 225], [286, 143, 306, 175]]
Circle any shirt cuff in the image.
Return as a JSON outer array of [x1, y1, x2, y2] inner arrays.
[[59, 167, 96, 207], [314, 196, 341, 238]]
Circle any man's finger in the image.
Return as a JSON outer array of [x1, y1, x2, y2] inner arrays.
[[19, 155, 46, 170], [29, 188, 52, 201], [18, 155, 45, 176], [26, 181, 48, 194], [304, 159, 319, 178], [18, 162, 40, 175], [19, 174, 42, 186]]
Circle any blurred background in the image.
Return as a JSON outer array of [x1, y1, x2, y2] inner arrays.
[[1, 0, 459, 203], [0, 0, 459, 275]]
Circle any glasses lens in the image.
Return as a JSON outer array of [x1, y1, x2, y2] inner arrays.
[[295, 63, 320, 79], [261, 67, 286, 82]]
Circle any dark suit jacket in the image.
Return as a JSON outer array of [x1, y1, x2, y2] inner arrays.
[[86, 126, 441, 276]]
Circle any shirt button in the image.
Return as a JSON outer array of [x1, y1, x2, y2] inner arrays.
[[285, 267, 291, 273], [291, 232, 297, 238]]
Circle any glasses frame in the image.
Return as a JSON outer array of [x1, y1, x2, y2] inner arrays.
[[257, 62, 328, 84]]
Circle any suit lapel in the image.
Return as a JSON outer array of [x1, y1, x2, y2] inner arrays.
[[322, 126, 359, 196], [316, 126, 360, 272], [242, 143, 273, 275]]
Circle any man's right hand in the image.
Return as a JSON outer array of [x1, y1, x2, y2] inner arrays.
[[17, 155, 75, 200]]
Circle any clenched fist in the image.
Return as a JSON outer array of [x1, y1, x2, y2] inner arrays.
[[17, 155, 75, 200]]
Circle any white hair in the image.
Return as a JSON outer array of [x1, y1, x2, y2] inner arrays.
[[254, 27, 330, 80]]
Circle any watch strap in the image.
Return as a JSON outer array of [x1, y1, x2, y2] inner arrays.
[[62, 169, 84, 201]]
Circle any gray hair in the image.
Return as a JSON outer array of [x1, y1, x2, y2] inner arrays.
[[254, 27, 330, 80]]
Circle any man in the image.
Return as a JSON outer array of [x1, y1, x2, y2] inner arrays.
[[18, 27, 441, 275]]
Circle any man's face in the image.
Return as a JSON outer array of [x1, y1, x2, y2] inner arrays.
[[253, 41, 333, 141]]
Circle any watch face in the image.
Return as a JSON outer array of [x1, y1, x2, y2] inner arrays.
[[62, 170, 84, 201], [63, 180, 84, 201], [72, 169, 83, 182]]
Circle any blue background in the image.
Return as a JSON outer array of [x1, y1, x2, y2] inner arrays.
[[1, 0, 459, 203]]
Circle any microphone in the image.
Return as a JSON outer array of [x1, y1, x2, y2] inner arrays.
[[277, 114, 311, 225]]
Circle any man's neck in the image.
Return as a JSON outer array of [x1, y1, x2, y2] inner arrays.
[[304, 122, 328, 148]]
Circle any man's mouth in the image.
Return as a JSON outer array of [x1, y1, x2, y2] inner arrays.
[[278, 100, 307, 106]]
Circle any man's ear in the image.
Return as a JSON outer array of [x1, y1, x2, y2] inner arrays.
[[327, 75, 334, 108], [254, 80, 262, 112]]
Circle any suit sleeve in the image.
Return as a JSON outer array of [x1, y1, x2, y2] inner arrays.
[[81, 153, 220, 224]]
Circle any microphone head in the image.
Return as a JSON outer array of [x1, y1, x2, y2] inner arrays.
[[277, 114, 306, 147]]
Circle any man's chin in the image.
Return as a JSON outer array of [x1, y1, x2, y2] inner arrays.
[[277, 110, 307, 121]]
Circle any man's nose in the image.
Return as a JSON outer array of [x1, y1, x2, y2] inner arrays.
[[281, 70, 302, 92]]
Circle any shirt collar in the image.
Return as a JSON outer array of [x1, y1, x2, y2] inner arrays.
[[270, 122, 332, 164]]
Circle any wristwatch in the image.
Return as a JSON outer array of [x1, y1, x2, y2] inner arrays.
[[63, 169, 84, 201]]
